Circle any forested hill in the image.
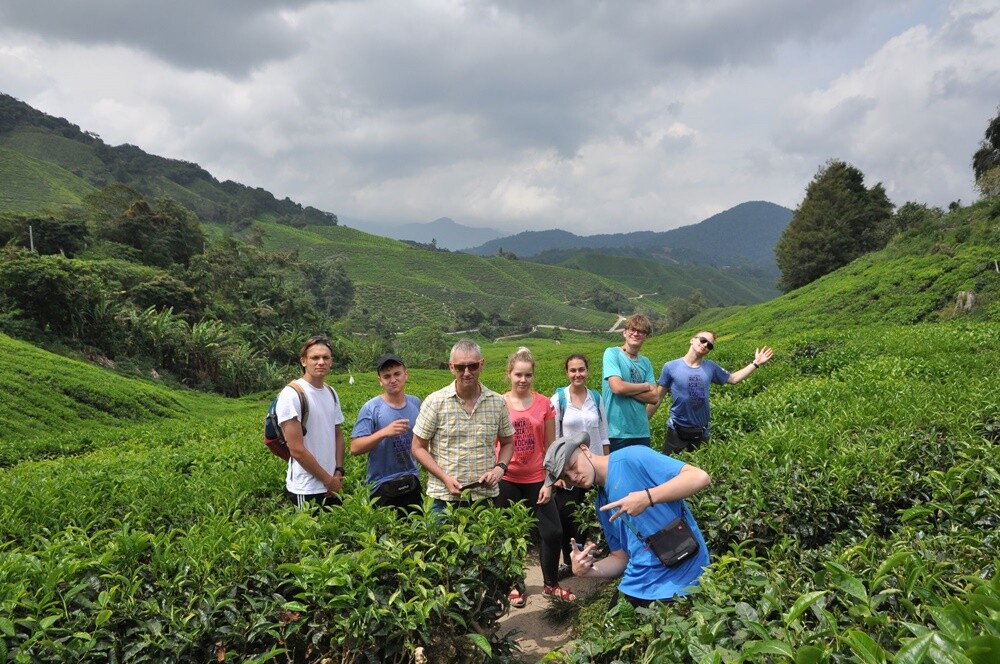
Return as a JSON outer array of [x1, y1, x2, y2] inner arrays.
[[0, 92, 335, 228], [464, 201, 793, 270]]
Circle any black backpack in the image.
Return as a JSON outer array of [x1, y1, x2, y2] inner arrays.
[[263, 381, 338, 460]]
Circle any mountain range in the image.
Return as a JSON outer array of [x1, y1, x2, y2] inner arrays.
[[465, 201, 792, 272], [340, 215, 503, 251]]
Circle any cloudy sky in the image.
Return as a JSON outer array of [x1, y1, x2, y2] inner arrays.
[[1, 0, 998, 234]]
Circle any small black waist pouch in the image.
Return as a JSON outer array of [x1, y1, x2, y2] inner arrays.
[[673, 424, 706, 442], [374, 474, 420, 498], [645, 516, 699, 567]]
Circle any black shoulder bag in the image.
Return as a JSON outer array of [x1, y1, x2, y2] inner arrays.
[[603, 488, 699, 568]]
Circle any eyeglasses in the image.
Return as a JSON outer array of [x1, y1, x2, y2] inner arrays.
[[450, 361, 482, 373], [625, 328, 650, 337], [697, 337, 715, 351]]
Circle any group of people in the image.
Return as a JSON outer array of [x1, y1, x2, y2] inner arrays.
[[273, 317, 773, 608]]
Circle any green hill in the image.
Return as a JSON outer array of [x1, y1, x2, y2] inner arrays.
[[0, 146, 96, 212], [556, 250, 780, 305], [254, 220, 630, 330], [0, 93, 336, 227]]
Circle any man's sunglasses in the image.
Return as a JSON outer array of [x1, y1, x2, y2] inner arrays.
[[451, 361, 482, 373], [697, 337, 715, 351]]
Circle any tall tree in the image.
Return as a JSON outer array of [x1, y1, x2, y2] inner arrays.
[[775, 160, 894, 292], [972, 106, 1000, 182]]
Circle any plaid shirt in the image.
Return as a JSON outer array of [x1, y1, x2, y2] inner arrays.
[[413, 381, 514, 501]]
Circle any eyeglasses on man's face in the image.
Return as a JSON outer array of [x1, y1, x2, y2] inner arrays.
[[625, 328, 650, 337], [697, 336, 715, 351], [450, 361, 483, 374]]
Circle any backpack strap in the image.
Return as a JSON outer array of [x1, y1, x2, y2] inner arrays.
[[290, 382, 339, 436], [287, 381, 309, 435], [556, 387, 567, 437], [588, 388, 603, 424]]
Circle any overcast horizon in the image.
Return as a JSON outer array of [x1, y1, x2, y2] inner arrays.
[[2, 1, 998, 234]]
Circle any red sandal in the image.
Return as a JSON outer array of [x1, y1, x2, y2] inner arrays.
[[542, 584, 577, 601], [508, 588, 527, 608]]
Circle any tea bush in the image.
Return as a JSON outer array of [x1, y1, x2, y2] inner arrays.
[[0, 413, 534, 662]]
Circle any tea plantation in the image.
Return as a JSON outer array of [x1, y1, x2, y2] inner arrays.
[[2, 200, 1000, 662]]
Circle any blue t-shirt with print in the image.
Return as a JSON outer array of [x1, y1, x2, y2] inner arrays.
[[657, 359, 730, 435], [597, 446, 710, 601], [351, 394, 421, 494]]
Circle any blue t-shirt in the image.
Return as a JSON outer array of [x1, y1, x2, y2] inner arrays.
[[657, 359, 730, 435], [351, 394, 422, 494], [602, 346, 655, 439], [597, 446, 710, 601]]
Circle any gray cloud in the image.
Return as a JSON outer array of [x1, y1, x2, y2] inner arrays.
[[0, 1, 995, 232], [0, 0, 319, 75]]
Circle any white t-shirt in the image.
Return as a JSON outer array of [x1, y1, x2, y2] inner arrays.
[[550, 388, 610, 455], [276, 378, 344, 495]]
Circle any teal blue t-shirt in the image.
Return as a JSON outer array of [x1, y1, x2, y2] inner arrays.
[[601, 346, 654, 439], [597, 446, 710, 601]]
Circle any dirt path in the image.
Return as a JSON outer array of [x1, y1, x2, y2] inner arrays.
[[497, 555, 610, 662]]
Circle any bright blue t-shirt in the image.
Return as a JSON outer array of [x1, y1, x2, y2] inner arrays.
[[351, 394, 422, 494], [657, 359, 730, 436], [602, 346, 655, 439], [597, 446, 710, 601]]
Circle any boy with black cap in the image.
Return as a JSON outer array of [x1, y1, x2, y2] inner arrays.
[[543, 432, 712, 607], [350, 354, 423, 512]]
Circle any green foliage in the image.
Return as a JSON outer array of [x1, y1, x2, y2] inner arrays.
[[776, 160, 894, 292], [0, 407, 533, 663], [972, 105, 1000, 182], [392, 325, 452, 369], [0, 212, 89, 257], [976, 165, 1000, 200], [93, 196, 204, 268]]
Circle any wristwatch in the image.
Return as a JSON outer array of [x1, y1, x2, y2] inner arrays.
[[334, 466, 346, 476], [752, 361, 760, 369], [494, 462, 508, 473]]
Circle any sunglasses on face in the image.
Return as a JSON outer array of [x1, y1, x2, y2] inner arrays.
[[626, 328, 650, 337], [697, 337, 715, 351], [451, 362, 482, 373]]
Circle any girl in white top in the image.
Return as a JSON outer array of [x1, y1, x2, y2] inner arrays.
[[551, 354, 611, 455], [549, 353, 611, 576]]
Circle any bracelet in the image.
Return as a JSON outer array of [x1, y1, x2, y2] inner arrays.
[[752, 361, 760, 369], [645, 488, 654, 506], [494, 462, 508, 473], [334, 466, 345, 476]]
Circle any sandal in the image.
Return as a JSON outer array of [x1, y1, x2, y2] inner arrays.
[[542, 584, 577, 601], [508, 588, 527, 608]]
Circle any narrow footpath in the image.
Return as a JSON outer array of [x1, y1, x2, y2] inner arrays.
[[497, 555, 609, 662]]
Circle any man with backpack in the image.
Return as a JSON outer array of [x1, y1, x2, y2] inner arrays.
[[276, 335, 346, 508], [350, 354, 423, 513]]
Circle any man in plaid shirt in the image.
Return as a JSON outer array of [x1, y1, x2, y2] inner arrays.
[[412, 339, 515, 512]]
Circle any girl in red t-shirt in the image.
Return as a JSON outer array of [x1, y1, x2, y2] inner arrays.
[[497, 347, 575, 605]]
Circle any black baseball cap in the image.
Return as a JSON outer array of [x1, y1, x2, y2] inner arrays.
[[375, 353, 405, 373]]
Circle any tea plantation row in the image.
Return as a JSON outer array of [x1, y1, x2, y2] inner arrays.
[[3, 321, 999, 662]]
